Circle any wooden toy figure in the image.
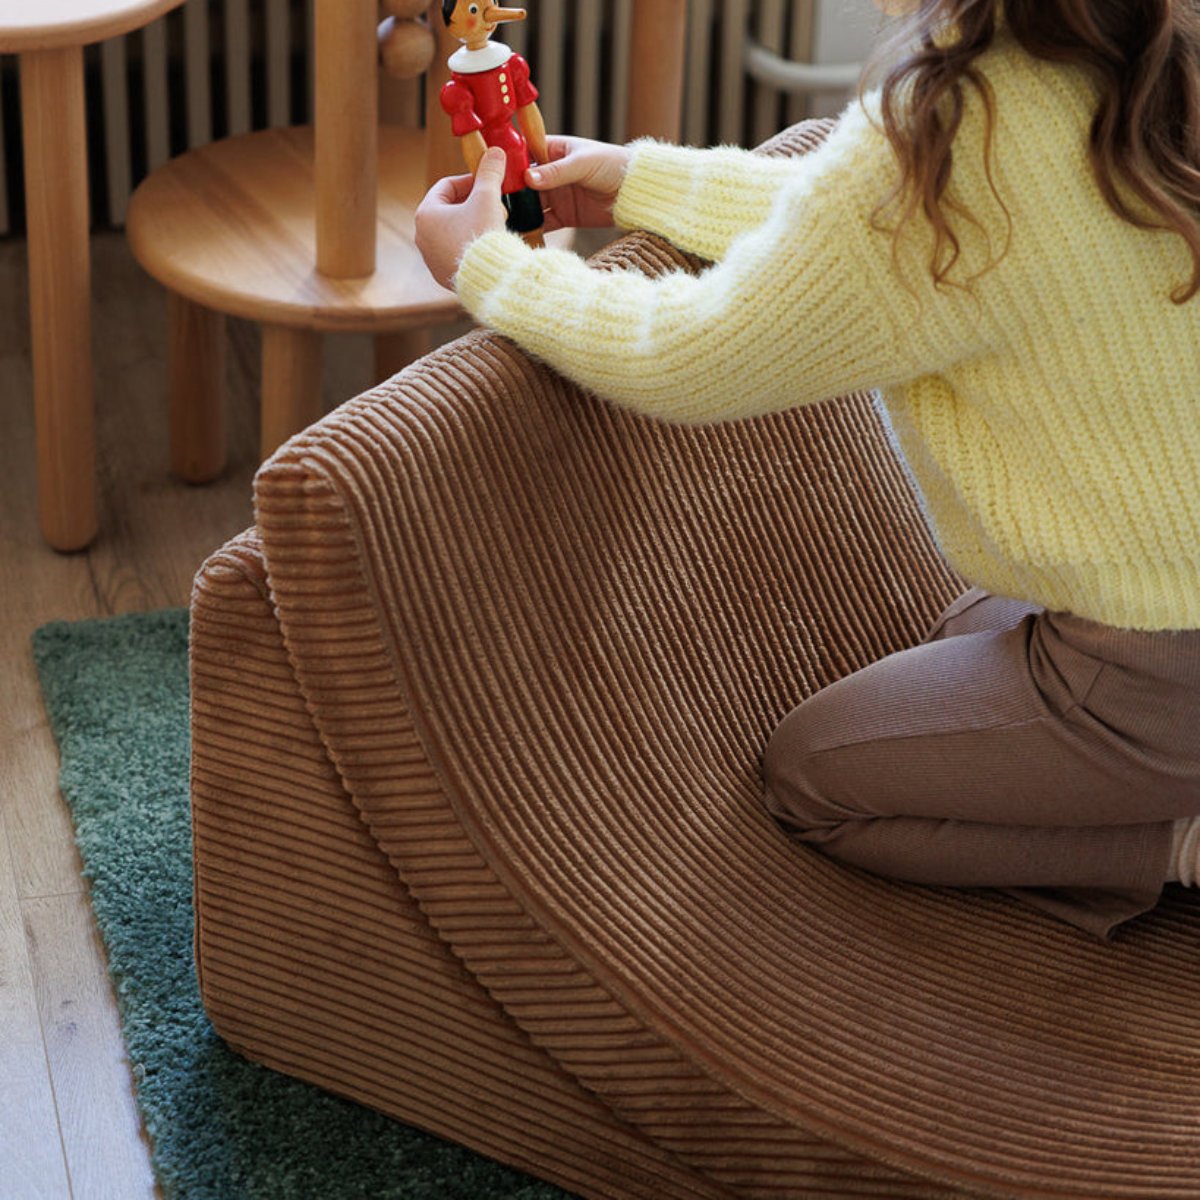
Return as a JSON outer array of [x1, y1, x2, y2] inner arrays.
[[439, 1, 548, 248]]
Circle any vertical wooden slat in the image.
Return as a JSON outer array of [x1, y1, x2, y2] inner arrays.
[[306, 0, 316, 123], [609, 0, 632, 143], [100, 39, 131, 225], [684, 0, 713, 147], [535, 0, 564, 135], [314, 0, 377, 278], [379, 0, 420, 128], [787, 0, 816, 126], [426, 3, 462, 188], [143, 18, 171, 171], [266, 0, 292, 128], [380, 74, 422, 128], [573, 0, 601, 139], [627, 0, 685, 142], [718, 0, 749, 145], [225, 0, 252, 135], [752, 0, 785, 146], [184, 0, 213, 147], [505, 5, 529, 58], [0, 87, 8, 235]]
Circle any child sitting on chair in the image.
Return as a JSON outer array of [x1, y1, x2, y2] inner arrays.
[[415, 0, 1200, 940]]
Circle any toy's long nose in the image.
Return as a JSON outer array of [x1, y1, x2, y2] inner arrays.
[[484, 6, 527, 24]]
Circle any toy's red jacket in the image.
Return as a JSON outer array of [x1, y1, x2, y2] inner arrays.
[[440, 52, 539, 195]]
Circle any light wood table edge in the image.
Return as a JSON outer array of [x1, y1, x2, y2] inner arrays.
[[125, 127, 466, 335], [0, 0, 185, 54]]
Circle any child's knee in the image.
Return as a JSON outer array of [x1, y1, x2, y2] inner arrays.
[[761, 705, 857, 836]]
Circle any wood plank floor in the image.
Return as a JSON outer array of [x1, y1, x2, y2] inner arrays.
[[0, 232, 471, 1200]]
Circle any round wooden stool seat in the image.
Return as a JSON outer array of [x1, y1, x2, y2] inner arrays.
[[126, 123, 463, 478], [0, 0, 181, 51], [126, 125, 462, 334], [125, 117, 571, 480]]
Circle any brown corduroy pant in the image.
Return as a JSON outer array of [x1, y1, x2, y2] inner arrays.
[[762, 587, 1200, 939]]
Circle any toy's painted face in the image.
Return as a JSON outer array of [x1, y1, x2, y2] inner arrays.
[[447, 2, 526, 46], [446, 3, 483, 40]]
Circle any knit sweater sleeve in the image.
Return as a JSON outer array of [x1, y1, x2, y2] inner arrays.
[[610, 140, 804, 262], [454, 96, 1011, 425]]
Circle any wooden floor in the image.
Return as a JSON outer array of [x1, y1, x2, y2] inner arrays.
[[0, 232, 466, 1200]]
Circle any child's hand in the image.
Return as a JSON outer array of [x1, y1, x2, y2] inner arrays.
[[415, 147, 508, 290], [525, 136, 631, 233]]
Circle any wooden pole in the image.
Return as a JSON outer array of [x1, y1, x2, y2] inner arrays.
[[168, 293, 227, 482], [21, 47, 97, 551], [426, 1, 465, 189], [375, 329, 433, 385], [314, 0, 378, 278], [261, 325, 323, 458], [627, 0, 687, 143]]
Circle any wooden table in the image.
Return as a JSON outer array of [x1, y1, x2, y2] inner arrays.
[[0, 0, 184, 551], [126, 124, 470, 472], [125, 0, 688, 481]]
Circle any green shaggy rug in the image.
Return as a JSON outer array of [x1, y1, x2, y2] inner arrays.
[[32, 609, 570, 1200]]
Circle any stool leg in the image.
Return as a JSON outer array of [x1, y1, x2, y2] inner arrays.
[[168, 292, 227, 483], [21, 46, 96, 552], [260, 325, 323, 460], [374, 328, 432, 385]]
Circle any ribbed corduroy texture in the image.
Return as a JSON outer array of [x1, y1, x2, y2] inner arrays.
[[191, 535, 720, 1200], [191, 122, 1200, 1200]]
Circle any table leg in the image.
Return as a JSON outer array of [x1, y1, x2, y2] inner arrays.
[[374, 328, 432, 385], [21, 46, 96, 552], [260, 324, 323, 460], [627, 0, 687, 142], [168, 292, 227, 482]]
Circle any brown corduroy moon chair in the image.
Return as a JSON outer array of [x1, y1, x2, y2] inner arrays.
[[189, 119, 1200, 1200]]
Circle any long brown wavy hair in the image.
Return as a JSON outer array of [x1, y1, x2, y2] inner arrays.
[[860, 0, 1200, 303]]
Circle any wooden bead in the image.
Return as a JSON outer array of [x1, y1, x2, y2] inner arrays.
[[378, 16, 436, 79], [381, 0, 430, 18]]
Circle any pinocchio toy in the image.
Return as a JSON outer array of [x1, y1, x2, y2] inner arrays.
[[439, 1, 547, 248]]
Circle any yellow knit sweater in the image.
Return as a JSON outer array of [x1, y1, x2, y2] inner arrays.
[[455, 28, 1200, 632]]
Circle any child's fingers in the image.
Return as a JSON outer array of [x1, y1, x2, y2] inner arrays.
[[540, 135, 573, 163], [527, 137, 627, 193], [428, 173, 476, 206], [472, 147, 508, 201], [526, 154, 590, 191]]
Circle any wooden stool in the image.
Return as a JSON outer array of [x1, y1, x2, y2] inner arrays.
[[126, 0, 687, 480], [126, 124, 465, 480], [1, 0, 184, 551]]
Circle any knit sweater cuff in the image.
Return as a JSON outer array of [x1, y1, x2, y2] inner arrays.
[[454, 229, 531, 319], [612, 139, 694, 233], [612, 138, 798, 262]]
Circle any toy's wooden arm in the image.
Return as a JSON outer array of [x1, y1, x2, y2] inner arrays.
[[460, 130, 489, 175], [517, 101, 548, 168]]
